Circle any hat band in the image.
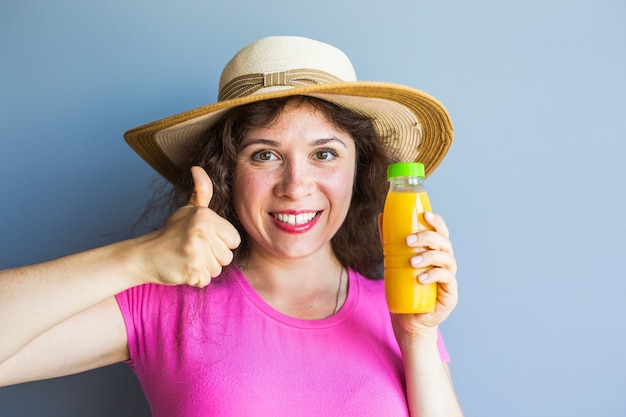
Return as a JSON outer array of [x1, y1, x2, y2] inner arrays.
[[218, 68, 344, 101]]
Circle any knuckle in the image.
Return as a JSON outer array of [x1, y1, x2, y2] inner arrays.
[[221, 249, 234, 265], [209, 263, 223, 278], [196, 274, 211, 288]]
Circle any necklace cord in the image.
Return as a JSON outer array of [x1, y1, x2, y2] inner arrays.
[[334, 267, 343, 314]]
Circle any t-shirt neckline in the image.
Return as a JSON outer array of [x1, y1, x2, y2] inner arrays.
[[231, 263, 358, 329]]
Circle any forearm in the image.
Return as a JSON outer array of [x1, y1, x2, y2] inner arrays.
[[0, 176, 240, 365], [401, 332, 463, 417], [0, 236, 146, 363]]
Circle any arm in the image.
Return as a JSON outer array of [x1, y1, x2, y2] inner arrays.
[[0, 167, 240, 385], [0, 237, 145, 367], [395, 327, 463, 417], [386, 211, 463, 416], [0, 296, 128, 386]]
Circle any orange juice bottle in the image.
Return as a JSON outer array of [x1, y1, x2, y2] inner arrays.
[[382, 162, 437, 313]]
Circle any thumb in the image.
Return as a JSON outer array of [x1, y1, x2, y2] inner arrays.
[[188, 166, 214, 207]]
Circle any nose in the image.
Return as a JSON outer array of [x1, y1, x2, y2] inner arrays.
[[273, 159, 314, 200]]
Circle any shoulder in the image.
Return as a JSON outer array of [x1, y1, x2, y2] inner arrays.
[[115, 266, 239, 316], [349, 269, 387, 314], [352, 269, 385, 295]]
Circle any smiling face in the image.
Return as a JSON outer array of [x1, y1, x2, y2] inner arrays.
[[232, 101, 357, 262]]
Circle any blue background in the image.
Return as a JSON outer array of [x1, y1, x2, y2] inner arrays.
[[1, 1, 625, 416]]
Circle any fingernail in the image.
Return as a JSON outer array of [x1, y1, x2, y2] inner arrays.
[[425, 211, 434, 221], [406, 234, 418, 245], [411, 255, 423, 267], [419, 272, 431, 283]]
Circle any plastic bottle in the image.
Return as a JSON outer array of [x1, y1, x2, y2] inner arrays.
[[382, 162, 437, 313]]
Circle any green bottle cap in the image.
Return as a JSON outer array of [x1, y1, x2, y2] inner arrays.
[[387, 162, 425, 179]]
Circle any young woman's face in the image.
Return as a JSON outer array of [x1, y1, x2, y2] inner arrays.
[[232, 102, 357, 261]]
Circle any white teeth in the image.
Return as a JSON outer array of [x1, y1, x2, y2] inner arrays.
[[273, 212, 317, 225]]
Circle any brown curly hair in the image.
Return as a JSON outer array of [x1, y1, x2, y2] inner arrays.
[[160, 95, 392, 279]]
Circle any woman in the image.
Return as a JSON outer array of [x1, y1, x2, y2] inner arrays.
[[0, 36, 462, 416]]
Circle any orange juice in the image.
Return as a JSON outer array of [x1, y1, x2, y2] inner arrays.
[[382, 162, 437, 313]]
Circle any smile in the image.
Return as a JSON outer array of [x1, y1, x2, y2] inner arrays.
[[271, 212, 319, 225]]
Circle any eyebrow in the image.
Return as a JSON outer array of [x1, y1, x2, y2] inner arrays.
[[312, 137, 349, 148], [240, 137, 349, 150], [240, 139, 280, 150]]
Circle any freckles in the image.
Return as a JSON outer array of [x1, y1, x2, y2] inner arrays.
[[251, 172, 275, 190], [235, 167, 262, 187], [235, 169, 275, 204], [330, 166, 356, 187]]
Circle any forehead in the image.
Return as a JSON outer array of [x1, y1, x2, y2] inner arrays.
[[251, 102, 352, 138]]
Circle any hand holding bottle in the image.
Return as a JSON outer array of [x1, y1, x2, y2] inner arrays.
[[381, 162, 458, 336], [399, 210, 458, 326]]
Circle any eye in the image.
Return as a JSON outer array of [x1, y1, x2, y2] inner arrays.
[[314, 149, 337, 161], [252, 150, 278, 161]]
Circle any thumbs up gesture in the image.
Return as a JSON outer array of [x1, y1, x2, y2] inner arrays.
[[135, 166, 241, 287]]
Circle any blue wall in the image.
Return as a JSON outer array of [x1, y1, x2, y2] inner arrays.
[[1, 1, 625, 416]]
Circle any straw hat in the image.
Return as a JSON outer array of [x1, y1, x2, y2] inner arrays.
[[124, 36, 453, 183]]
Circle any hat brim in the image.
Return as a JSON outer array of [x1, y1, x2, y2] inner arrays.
[[124, 81, 453, 184]]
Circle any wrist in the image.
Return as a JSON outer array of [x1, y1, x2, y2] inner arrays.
[[395, 326, 443, 376], [392, 317, 439, 352], [113, 234, 157, 288]]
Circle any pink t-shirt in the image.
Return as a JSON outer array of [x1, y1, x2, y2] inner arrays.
[[115, 265, 449, 417]]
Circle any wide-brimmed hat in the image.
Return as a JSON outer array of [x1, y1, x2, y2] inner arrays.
[[124, 36, 453, 184]]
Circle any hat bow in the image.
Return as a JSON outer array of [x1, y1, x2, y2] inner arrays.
[[218, 68, 344, 101]]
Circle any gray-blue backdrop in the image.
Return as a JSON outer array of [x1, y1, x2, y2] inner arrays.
[[1, 1, 624, 416]]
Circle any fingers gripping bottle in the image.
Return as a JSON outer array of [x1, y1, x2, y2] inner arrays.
[[382, 162, 437, 313]]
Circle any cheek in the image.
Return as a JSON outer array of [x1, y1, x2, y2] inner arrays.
[[325, 168, 356, 207], [232, 170, 269, 212]]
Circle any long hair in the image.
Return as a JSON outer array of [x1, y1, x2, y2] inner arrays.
[[161, 95, 391, 279]]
